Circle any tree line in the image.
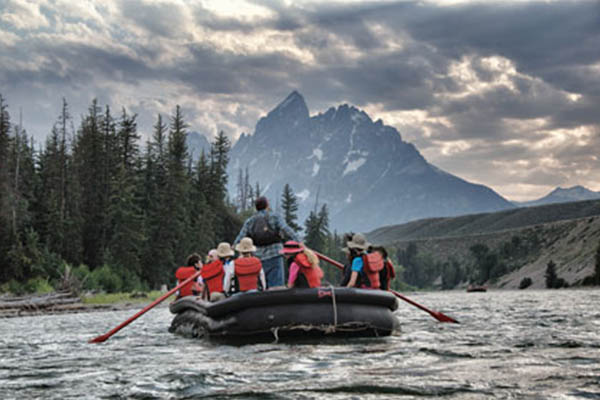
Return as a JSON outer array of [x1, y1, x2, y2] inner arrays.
[[0, 94, 241, 293], [0, 94, 361, 294]]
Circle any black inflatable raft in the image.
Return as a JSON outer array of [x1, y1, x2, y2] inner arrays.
[[169, 287, 400, 344]]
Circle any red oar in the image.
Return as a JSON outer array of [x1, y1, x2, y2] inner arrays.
[[88, 270, 202, 343], [314, 251, 459, 324]]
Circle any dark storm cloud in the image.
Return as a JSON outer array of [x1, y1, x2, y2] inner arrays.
[[395, 1, 600, 92], [1, 0, 599, 198]]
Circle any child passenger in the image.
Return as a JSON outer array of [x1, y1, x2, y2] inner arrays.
[[342, 233, 384, 289], [370, 246, 396, 291], [201, 242, 233, 302], [175, 253, 204, 299], [280, 241, 323, 288]]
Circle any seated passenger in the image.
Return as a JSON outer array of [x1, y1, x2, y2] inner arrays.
[[225, 237, 266, 295], [202, 242, 233, 302], [280, 241, 323, 288], [344, 233, 384, 289], [370, 246, 396, 291], [205, 248, 218, 264], [175, 253, 203, 299]]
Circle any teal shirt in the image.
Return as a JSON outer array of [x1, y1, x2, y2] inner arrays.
[[351, 256, 364, 273]]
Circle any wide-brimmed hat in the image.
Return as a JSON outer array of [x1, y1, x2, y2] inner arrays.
[[216, 242, 235, 258], [235, 237, 257, 253], [343, 233, 370, 251], [280, 240, 303, 255]]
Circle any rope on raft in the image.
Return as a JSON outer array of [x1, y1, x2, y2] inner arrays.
[[324, 285, 338, 334]]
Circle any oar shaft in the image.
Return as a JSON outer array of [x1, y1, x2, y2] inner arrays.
[[89, 270, 202, 343], [313, 250, 458, 323]]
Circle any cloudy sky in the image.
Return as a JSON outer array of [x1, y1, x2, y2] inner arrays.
[[1, 0, 599, 201]]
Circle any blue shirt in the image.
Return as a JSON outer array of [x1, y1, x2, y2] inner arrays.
[[351, 256, 364, 273], [234, 209, 300, 261]]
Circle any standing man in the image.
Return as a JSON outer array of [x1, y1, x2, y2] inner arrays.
[[234, 196, 300, 289]]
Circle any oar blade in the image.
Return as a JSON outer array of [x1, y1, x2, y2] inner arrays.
[[89, 334, 109, 343], [431, 311, 459, 324], [312, 251, 460, 324]]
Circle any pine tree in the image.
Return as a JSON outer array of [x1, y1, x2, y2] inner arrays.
[[190, 150, 215, 254], [281, 183, 301, 233], [254, 181, 261, 199], [545, 260, 557, 289], [106, 109, 143, 280], [304, 204, 330, 252], [209, 130, 230, 206], [166, 105, 192, 269], [0, 94, 11, 281], [35, 99, 78, 260], [141, 114, 173, 288], [72, 99, 108, 269], [5, 115, 41, 282]]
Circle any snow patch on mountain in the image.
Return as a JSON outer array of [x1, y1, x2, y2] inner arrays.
[[312, 148, 323, 161], [343, 157, 366, 176], [312, 163, 320, 177], [297, 189, 310, 203]]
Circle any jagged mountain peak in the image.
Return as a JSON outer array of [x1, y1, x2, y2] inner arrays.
[[270, 90, 309, 118], [227, 93, 514, 232]]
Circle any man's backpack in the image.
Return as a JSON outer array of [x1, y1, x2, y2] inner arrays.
[[250, 213, 281, 246]]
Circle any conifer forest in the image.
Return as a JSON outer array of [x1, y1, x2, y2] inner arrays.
[[0, 94, 348, 294]]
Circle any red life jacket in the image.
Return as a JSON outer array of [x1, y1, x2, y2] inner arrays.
[[384, 260, 395, 290], [202, 260, 225, 295], [294, 253, 322, 288], [234, 257, 262, 291], [175, 266, 202, 297], [362, 252, 384, 289]]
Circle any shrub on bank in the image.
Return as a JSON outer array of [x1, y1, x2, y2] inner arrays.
[[519, 277, 532, 289]]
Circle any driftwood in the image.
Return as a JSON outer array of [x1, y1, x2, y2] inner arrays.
[[0, 291, 108, 318], [0, 291, 155, 318]]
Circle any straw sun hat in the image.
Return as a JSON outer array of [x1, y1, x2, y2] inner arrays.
[[216, 242, 235, 258], [235, 237, 257, 253], [343, 233, 370, 252]]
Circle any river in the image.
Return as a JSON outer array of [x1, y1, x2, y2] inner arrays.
[[1, 289, 599, 399]]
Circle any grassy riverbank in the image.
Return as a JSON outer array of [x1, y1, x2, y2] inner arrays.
[[82, 290, 170, 305]]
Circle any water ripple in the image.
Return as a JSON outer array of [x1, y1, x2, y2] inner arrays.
[[1, 289, 599, 399]]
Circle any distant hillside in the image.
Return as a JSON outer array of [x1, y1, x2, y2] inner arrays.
[[368, 199, 600, 244], [514, 186, 600, 207], [368, 199, 600, 289]]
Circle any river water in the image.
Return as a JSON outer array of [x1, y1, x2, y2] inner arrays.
[[1, 289, 599, 399]]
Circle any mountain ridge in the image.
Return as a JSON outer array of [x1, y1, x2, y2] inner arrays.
[[514, 185, 600, 207], [366, 199, 600, 290]]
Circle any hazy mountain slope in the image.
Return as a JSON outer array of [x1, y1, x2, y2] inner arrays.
[[368, 199, 600, 244], [514, 186, 600, 207], [369, 199, 600, 289]]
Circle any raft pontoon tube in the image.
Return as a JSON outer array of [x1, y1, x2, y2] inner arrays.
[[169, 287, 400, 343]]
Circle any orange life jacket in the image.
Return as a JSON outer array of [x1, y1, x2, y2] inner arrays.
[[294, 253, 323, 288], [175, 266, 202, 297], [234, 257, 262, 292], [202, 260, 225, 294], [362, 252, 384, 289]]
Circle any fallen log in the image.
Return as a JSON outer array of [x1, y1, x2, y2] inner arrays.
[[0, 291, 82, 313]]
